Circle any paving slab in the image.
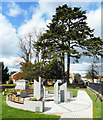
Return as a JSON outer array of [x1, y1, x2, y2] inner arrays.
[[44, 90, 93, 119], [59, 90, 93, 119]]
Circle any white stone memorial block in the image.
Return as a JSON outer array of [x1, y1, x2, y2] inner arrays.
[[34, 77, 42, 99], [39, 77, 41, 98], [34, 80, 40, 99], [54, 81, 59, 104], [60, 82, 67, 102], [15, 80, 29, 90]]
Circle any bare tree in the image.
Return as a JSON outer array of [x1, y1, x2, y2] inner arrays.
[[18, 33, 33, 65], [18, 28, 44, 65], [32, 28, 44, 63]]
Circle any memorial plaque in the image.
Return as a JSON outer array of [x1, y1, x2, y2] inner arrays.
[[60, 90, 64, 102], [60, 82, 67, 102], [36, 107, 40, 112]]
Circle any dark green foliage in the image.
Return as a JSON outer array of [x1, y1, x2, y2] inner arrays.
[[42, 59, 63, 80], [85, 62, 98, 82], [32, 59, 62, 80], [8, 77, 13, 84], [32, 62, 42, 81], [34, 4, 103, 83], [20, 62, 35, 82], [0, 62, 9, 84], [9, 71, 17, 76], [74, 73, 82, 84]]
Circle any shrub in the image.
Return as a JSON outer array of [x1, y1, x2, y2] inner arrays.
[[8, 77, 13, 84], [30, 97, 38, 101], [29, 97, 43, 101]]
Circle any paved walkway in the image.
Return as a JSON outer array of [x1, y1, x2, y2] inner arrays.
[[44, 90, 93, 119], [59, 90, 93, 119]]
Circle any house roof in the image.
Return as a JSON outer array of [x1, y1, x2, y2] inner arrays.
[[11, 72, 22, 80]]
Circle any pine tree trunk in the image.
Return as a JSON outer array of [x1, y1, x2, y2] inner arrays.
[[101, 55, 103, 82], [62, 52, 65, 82], [67, 54, 70, 85], [67, 40, 70, 85]]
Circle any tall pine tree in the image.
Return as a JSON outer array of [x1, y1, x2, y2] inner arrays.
[[35, 4, 103, 84]]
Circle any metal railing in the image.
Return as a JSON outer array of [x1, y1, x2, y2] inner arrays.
[[88, 82, 103, 96]]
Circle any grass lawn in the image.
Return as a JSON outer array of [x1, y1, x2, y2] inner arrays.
[[46, 86, 78, 97], [67, 88, 78, 97], [1, 92, 60, 120], [2, 84, 16, 86], [85, 89, 101, 119], [101, 102, 103, 120]]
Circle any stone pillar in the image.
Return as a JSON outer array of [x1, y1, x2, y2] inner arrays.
[[39, 77, 41, 99], [24, 81, 26, 90], [34, 80, 40, 99], [34, 77, 42, 99], [54, 81, 59, 104], [43, 86, 45, 99]]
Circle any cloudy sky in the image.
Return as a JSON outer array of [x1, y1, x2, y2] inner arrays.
[[0, 0, 102, 76]]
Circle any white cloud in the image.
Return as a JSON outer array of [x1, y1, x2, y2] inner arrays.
[[0, 57, 22, 67], [7, 2, 22, 17], [18, 2, 67, 35], [69, 63, 91, 76], [70, 63, 90, 71], [9, 68, 20, 73], [18, 2, 101, 37], [87, 7, 101, 37], [0, 56, 35, 72], [38, 0, 101, 1], [7, 2, 27, 17], [0, 14, 19, 57]]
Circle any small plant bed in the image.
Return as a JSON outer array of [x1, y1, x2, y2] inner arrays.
[[7, 90, 44, 112], [29, 97, 42, 101], [85, 89, 101, 119]]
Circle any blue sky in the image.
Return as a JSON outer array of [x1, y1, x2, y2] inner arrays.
[[1, 2, 100, 30], [0, 1, 102, 75], [2, 2, 39, 30]]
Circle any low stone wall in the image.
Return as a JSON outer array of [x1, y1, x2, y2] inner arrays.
[[24, 100, 44, 112], [6, 96, 44, 112]]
